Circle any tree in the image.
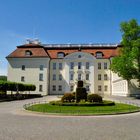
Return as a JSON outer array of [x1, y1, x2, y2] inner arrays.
[[0, 76, 7, 81], [111, 19, 140, 86]]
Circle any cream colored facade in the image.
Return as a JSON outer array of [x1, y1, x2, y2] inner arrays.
[[7, 42, 139, 97], [7, 58, 50, 95]]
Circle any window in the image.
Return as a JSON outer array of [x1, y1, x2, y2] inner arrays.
[[52, 85, 56, 91], [86, 74, 89, 80], [39, 85, 43, 92], [70, 62, 74, 69], [104, 85, 108, 91], [40, 65, 44, 71], [96, 52, 103, 58], [98, 85, 102, 91], [86, 62, 90, 69], [70, 73, 74, 80], [59, 63, 62, 70], [58, 85, 62, 91], [39, 74, 43, 81], [104, 62, 107, 69], [57, 52, 65, 58], [53, 74, 56, 80], [98, 63, 101, 69], [78, 73, 82, 81], [78, 55, 81, 58], [78, 62, 82, 69], [21, 65, 25, 70], [53, 63, 56, 70], [98, 74, 101, 80], [86, 86, 90, 91], [21, 76, 25, 82], [25, 50, 32, 56], [70, 85, 74, 91], [104, 74, 108, 80], [59, 74, 62, 80]]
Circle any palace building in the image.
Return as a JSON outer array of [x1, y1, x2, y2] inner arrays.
[[6, 39, 139, 96]]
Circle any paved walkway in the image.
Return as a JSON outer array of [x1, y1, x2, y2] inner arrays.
[[0, 96, 140, 140]]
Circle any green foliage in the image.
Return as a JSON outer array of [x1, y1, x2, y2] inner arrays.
[[0, 76, 7, 81], [49, 100, 115, 106], [61, 93, 75, 103], [87, 94, 103, 103], [111, 19, 140, 84], [0, 81, 36, 92]]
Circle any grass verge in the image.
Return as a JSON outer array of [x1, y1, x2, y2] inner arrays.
[[25, 102, 140, 115]]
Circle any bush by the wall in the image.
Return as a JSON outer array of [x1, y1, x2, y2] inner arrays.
[[61, 93, 75, 103], [0, 81, 36, 92], [87, 94, 103, 103]]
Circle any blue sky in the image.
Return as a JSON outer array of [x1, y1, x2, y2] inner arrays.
[[0, 0, 140, 75]]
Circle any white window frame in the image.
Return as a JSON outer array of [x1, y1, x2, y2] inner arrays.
[[98, 63, 101, 69], [39, 74, 43, 81], [59, 74, 62, 81], [53, 63, 56, 70], [53, 74, 56, 81], [40, 65, 44, 71], [78, 62, 82, 69], [98, 85, 102, 91], [39, 85, 43, 92], [104, 85, 108, 91], [104, 62, 107, 69], [86, 73, 89, 80], [59, 63, 62, 70], [52, 85, 56, 91], [58, 85, 62, 91], [21, 76, 25, 82], [104, 74, 108, 80], [86, 62, 90, 69], [70, 62, 74, 70], [21, 65, 25, 71], [98, 74, 101, 80]]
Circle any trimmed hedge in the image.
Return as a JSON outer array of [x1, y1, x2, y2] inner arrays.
[[0, 81, 36, 92], [49, 100, 115, 106], [87, 94, 103, 103], [61, 93, 75, 103]]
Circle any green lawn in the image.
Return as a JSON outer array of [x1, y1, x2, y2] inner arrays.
[[26, 103, 140, 115]]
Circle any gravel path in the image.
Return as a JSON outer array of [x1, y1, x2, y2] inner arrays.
[[0, 95, 140, 140]]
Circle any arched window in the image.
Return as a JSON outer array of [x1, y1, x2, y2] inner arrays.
[[96, 52, 103, 58], [25, 50, 32, 56], [57, 52, 65, 58]]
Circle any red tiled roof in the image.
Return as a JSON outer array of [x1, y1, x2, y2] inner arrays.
[[7, 43, 121, 59], [7, 45, 49, 58], [46, 48, 120, 59]]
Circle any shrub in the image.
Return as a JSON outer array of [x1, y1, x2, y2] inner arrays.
[[87, 94, 103, 103], [61, 93, 75, 103], [76, 87, 87, 102]]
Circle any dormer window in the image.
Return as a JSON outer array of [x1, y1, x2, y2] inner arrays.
[[57, 52, 65, 58], [96, 52, 103, 58], [25, 50, 32, 56]]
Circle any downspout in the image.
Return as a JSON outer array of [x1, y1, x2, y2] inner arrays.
[[48, 58, 52, 95], [109, 58, 112, 96]]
